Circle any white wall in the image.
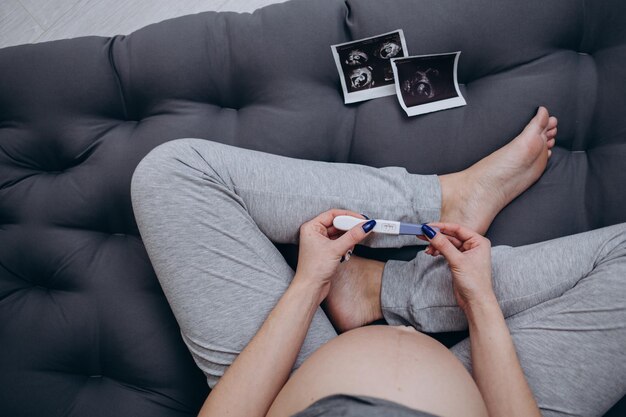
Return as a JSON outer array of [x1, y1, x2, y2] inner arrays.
[[0, 0, 288, 48]]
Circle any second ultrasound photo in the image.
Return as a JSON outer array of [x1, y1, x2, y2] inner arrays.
[[391, 52, 466, 117]]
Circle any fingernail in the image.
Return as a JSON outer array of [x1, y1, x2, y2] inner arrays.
[[421, 224, 436, 239], [360, 213, 370, 220], [362, 219, 376, 233]]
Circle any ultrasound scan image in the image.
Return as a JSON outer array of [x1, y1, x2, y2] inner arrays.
[[332, 30, 407, 101], [348, 66, 374, 90], [394, 54, 459, 107], [402, 68, 440, 99], [344, 49, 369, 66], [391, 52, 466, 116], [375, 41, 402, 60]]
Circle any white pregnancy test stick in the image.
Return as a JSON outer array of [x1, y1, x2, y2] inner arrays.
[[333, 215, 439, 236]]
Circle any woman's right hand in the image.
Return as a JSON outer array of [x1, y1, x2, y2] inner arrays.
[[421, 222, 497, 313]]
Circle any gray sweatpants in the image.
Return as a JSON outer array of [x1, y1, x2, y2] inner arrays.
[[130, 138, 626, 417]]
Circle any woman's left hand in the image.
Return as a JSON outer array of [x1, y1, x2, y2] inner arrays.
[[294, 209, 375, 303]]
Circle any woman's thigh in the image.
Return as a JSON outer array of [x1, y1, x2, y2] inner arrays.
[[130, 139, 339, 387]]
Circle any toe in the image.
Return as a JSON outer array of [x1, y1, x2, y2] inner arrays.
[[548, 116, 558, 130], [547, 127, 557, 140], [532, 106, 550, 131], [547, 138, 556, 149]]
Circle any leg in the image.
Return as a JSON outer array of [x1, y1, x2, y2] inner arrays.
[[382, 223, 626, 332], [130, 137, 440, 387], [131, 108, 556, 383], [450, 224, 626, 416]]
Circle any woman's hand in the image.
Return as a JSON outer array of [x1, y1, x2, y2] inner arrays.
[[421, 222, 497, 313], [294, 209, 376, 303], [423, 222, 542, 417], [199, 208, 375, 417]]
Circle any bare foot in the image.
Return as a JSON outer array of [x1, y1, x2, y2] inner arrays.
[[323, 255, 384, 333], [439, 107, 558, 235]]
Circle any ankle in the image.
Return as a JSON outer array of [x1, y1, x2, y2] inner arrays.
[[438, 171, 464, 222], [363, 258, 384, 323]]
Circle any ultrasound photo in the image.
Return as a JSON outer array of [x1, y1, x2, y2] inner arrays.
[[331, 30, 408, 104], [391, 51, 466, 116]]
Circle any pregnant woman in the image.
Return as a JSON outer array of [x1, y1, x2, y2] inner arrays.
[[130, 108, 625, 417]]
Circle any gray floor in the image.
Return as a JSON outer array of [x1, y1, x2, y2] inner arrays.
[[0, 0, 287, 49]]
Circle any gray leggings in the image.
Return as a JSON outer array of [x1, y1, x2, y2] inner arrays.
[[130, 138, 626, 417]]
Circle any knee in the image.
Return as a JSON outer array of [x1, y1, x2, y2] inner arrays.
[[592, 223, 626, 273], [133, 137, 204, 176], [605, 223, 626, 254], [131, 138, 224, 202]]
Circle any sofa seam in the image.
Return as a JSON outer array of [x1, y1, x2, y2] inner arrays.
[[107, 35, 129, 121], [579, 0, 587, 53]]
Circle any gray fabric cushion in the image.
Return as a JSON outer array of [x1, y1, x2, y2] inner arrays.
[[0, 0, 624, 416]]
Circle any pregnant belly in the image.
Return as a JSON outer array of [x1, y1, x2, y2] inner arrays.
[[267, 325, 488, 417]]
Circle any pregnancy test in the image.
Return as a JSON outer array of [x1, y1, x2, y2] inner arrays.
[[333, 215, 439, 236]]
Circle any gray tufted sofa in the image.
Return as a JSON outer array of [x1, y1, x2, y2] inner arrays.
[[1, 0, 624, 416]]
